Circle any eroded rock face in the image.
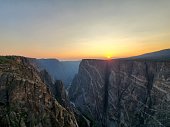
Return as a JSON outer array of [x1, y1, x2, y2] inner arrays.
[[69, 59, 170, 127], [0, 56, 78, 127], [32, 58, 90, 127]]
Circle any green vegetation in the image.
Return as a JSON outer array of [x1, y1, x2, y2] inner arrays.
[[0, 56, 15, 64], [0, 56, 10, 64]]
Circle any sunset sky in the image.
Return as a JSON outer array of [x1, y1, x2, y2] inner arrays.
[[0, 0, 170, 60]]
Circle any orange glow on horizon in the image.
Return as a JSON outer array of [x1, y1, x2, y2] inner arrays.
[[0, 44, 169, 60]]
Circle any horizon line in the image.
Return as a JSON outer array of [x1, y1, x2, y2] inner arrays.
[[1, 48, 169, 61]]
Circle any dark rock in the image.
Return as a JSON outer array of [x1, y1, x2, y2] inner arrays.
[[69, 59, 170, 127], [38, 63, 90, 127], [54, 80, 68, 108], [0, 56, 78, 127]]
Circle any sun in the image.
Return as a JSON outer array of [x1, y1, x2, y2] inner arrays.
[[107, 56, 111, 59], [105, 52, 113, 59], [107, 55, 111, 59]]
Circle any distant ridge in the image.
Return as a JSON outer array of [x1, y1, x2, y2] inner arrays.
[[36, 59, 80, 86], [129, 49, 170, 60]]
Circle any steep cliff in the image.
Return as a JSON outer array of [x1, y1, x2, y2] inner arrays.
[[31, 58, 90, 127], [69, 59, 170, 127], [0, 56, 78, 127]]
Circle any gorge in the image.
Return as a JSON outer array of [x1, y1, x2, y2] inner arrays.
[[0, 49, 170, 127]]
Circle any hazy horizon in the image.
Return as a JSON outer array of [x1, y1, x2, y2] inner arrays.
[[0, 0, 170, 60], [0, 48, 169, 61]]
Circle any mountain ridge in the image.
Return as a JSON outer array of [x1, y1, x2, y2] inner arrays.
[[129, 49, 170, 60]]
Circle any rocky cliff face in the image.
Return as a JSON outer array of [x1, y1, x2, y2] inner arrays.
[[69, 59, 170, 127], [0, 56, 78, 127], [31, 57, 91, 127]]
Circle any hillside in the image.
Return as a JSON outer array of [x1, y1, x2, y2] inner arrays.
[[130, 49, 170, 60], [0, 56, 78, 127]]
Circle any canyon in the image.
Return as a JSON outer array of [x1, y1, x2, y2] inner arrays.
[[35, 59, 80, 86], [0, 49, 170, 127]]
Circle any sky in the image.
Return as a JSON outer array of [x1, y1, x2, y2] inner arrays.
[[0, 0, 170, 60]]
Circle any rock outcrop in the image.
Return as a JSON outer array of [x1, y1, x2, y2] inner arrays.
[[31, 57, 90, 127], [69, 59, 170, 127], [0, 56, 78, 127]]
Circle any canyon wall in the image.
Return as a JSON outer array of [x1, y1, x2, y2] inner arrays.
[[69, 59, 170, 127], [0, 56, 78, 127]]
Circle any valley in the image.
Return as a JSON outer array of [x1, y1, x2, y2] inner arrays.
[[0, 49, 170, 127]]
